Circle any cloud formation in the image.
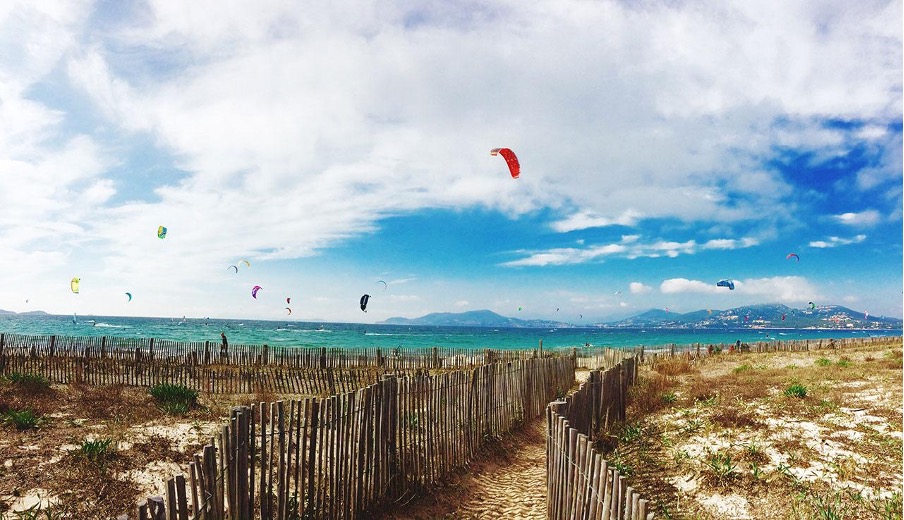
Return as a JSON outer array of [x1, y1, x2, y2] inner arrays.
[[808, 235, 867, 248], [0, 1, 900, 320]]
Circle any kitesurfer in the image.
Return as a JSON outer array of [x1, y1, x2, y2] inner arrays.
[[220, 332, 229, 355]]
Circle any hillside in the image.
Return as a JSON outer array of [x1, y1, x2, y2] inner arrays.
[[609, 303, 901, 330], [380, 304, 901, 329], [380, 309, 560, 328]]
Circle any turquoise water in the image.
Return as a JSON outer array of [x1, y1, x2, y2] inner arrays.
[[0, 314, 898, 351]]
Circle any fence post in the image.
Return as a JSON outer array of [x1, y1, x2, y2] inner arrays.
[[49, 335, 56, 357], [147, 495, 165, 520], [101, 336, 107, 358], [320, 347, 327, 368], [433, 346, 439, 368]]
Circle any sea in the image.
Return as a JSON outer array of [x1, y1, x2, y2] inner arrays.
[[0, 314, 898, 352]]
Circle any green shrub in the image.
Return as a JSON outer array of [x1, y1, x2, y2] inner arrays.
[[5, 372, 51, 391], [815, 358, 832, 367], [79, 438, 115, 462], [2, 408, 41, 430], [784, 383, 808, 398], [707, 451, 737, 484], [618, 423, 642, 443], [661, 391, 677, 404], [733, 363, 752, 374], [149, 383, 198, 415]]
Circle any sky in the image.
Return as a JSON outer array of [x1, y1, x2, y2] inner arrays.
[[1, 0, 902, 323]]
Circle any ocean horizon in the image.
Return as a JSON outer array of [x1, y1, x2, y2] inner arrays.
[[0, 313, 898, 352]]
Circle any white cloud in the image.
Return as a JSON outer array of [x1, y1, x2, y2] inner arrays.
[[504, 233, 762, 266], [834, 210, 880, 226], [658, 276, 820, 303], [808, 235, 867, 248], [550, 209, 642, 232], [629, 282, 652, 295], [660, 278, 724, 294], [733, 276, 821, 303], [703, 237, 759, 250], [0, 1, 900, 320]]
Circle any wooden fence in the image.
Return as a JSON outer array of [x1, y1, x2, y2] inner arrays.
[[579, 335, 897, 367], [0, 333, 562, 395], [547, 357, 653, 520], [0, 333, 542, 370], [124, 356, 576, 519]]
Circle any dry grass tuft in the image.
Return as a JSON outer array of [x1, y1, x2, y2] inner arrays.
[[685, 377, 718, 404], [652, 357, 696, 377], [711, 405, 759, 429], [627, 374, 675, 417]]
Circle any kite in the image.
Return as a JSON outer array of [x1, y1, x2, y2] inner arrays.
[[614, 290, 621, 295], [286, 307, 292, 315], [808, 302, 816, 310], [125, 292, 132, 302], [782, 313, 786, 321], [864, 311, 869, 320], [286, 297, 291, 304], [377, 280, 387, 290], [252, 285, 262, 299], [241, 260, 251, 268], [157, 226, 167, 239], [716, 279, 735, 290], [518, 306, 523, 312], [360, 294, 371, 312], [490, 148, 520, 179], [786, 253, 800, 262], [228, 265, 238, 273], [70, 277, 80, 294]]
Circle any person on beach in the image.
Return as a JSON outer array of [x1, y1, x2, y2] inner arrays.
[[220, 332, 228, 355]]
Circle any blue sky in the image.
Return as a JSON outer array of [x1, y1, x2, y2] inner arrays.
[[1, 1, 901, 323]]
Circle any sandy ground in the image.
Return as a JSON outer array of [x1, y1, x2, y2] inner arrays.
[[2, 342, 899, 519], [384, 415, 549, 519], [385, 370, 592, 519]]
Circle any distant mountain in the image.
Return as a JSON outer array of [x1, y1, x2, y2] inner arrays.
[[380, 309, 560, 328], [379, 304, 901, 330], [0, 309, 14, 315], [18, 310, 49, 316], [608, 303, 901, 330]]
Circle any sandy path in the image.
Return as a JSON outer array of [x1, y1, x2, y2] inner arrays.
[[387, 371, 592, 519], [385, 416, 549, 519]]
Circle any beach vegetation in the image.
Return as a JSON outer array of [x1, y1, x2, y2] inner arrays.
[[0, 500, 67, 520], [836, 356, 852, 368], [706, 451, 737, 486], [652, 357, 694, 376], [79, 437, 116, 463], [618, 423, 642, 443], [733, 363, 752, 374], [660, 391, 677, 404], [595, 337, 901, 520], [2, 408, 41, 430], [784, 383, 808, 398], [149, 383, 198, 415], [4, 371, 51, 392]]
